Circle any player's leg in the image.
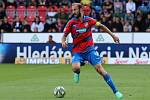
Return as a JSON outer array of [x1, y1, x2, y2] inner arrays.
[[95, 64, 123, 99], [87, 50, 123, 99], [72, 53, 83, 83], [72, 62, 80, 83], [95, 64, 118, 93]]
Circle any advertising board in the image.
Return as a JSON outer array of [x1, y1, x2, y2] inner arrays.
[[0, 43, 150, 64]]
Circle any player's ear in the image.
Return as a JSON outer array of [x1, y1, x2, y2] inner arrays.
[[79, 5, 84, 15], [80, 7, 83, 13]]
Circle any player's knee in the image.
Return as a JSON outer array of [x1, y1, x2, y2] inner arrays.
[[72, 63, 80, 69], [95, 65, 106, 75], [95, 67, 102, 75]]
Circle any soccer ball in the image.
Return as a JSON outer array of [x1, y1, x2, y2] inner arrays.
[[53, 86, 66, 98]]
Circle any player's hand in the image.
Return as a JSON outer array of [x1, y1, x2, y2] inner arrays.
[[62, 42, 68, 48], [112, 35, 120, 43]]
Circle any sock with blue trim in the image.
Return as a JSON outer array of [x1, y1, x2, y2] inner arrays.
[[103, 73, 118, 94]]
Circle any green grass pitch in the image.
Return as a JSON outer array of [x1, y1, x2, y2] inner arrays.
[[0, 64, 150, 100]]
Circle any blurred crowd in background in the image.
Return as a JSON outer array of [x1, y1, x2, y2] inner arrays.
[[1, 0, 150, 33]]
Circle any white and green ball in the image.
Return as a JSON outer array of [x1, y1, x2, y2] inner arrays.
[[53, 86, 66, 98]]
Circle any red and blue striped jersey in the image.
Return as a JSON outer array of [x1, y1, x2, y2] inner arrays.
[[63, 16, 97, 53]]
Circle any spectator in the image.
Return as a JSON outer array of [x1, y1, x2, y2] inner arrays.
[[93, 5, 102, 20], [31, 16, 44, 32], [144, 13, 150, 31], [115, 17, 123, 32], [124, 13, 134, 25], [16, 0, 27, 6], [13, 28, 17, 32], [46, 35, 56, 44], [107, 20, 113, 31], [147, 1, 150, 12], [49, 4, 59, 13], [61, 0, 68, 6], [22, 17, 31, 32], [57, 7, 69, 31], [0, 2, 6, 19], [123, 21, 132, 32], [132, 25, 139, 32], [83, 5, 91, 16], [47, 27, 57, 32], [137, 3, 148, 13], [23, 28, 28, 32], [102, 0, 113, 13], [44, 12, 57, 32], [0, 0, 5, 8], [92, 0, 103, 6], [114, 0, 123, 14], [12, 16, 23, 32], [112, 16, 123, 32], [42, 0, 50, 7], [126, 0, 136, 14], [28, 0, 38, 6], [102, 9, 112, 21], [134, 10, 146, 31], [38, 0, 46, 5], [81, 0, 91, 5], [1, 17, 12, 32], [57, 18, 63, 32], [6, 0, 16, 7]]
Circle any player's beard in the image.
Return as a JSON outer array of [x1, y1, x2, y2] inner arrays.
[[74, 9, 81, 18], [76, 12, 81, 18]]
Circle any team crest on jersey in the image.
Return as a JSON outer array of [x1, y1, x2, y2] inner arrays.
[[84, 22, 88, 27], [73, 24, 77, 28]]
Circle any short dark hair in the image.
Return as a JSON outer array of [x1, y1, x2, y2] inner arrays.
[[49, 35, 53, 38]]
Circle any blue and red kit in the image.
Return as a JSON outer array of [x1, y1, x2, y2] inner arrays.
[[63, 16, 122, 97], [63, 16, 97, 53]]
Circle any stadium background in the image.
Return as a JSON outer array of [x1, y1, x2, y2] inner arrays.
[[0, 0, 150, 33], [0, 0, 150, 100]]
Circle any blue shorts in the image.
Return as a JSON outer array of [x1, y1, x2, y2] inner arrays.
[[72, 50, 102, 66]]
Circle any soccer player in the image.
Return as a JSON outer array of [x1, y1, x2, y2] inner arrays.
[[61, 3, 123, 99]]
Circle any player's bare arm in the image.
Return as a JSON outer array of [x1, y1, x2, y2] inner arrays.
[[96, 22, 120, 43], [61, 35, 68, 48]]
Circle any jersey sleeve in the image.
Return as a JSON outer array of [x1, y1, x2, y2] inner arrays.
[[63, 21, 72, 37], [89, 17, 97, 26]]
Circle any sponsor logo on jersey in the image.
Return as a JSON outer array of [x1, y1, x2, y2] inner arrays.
[[76, 28, 87, 33]]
